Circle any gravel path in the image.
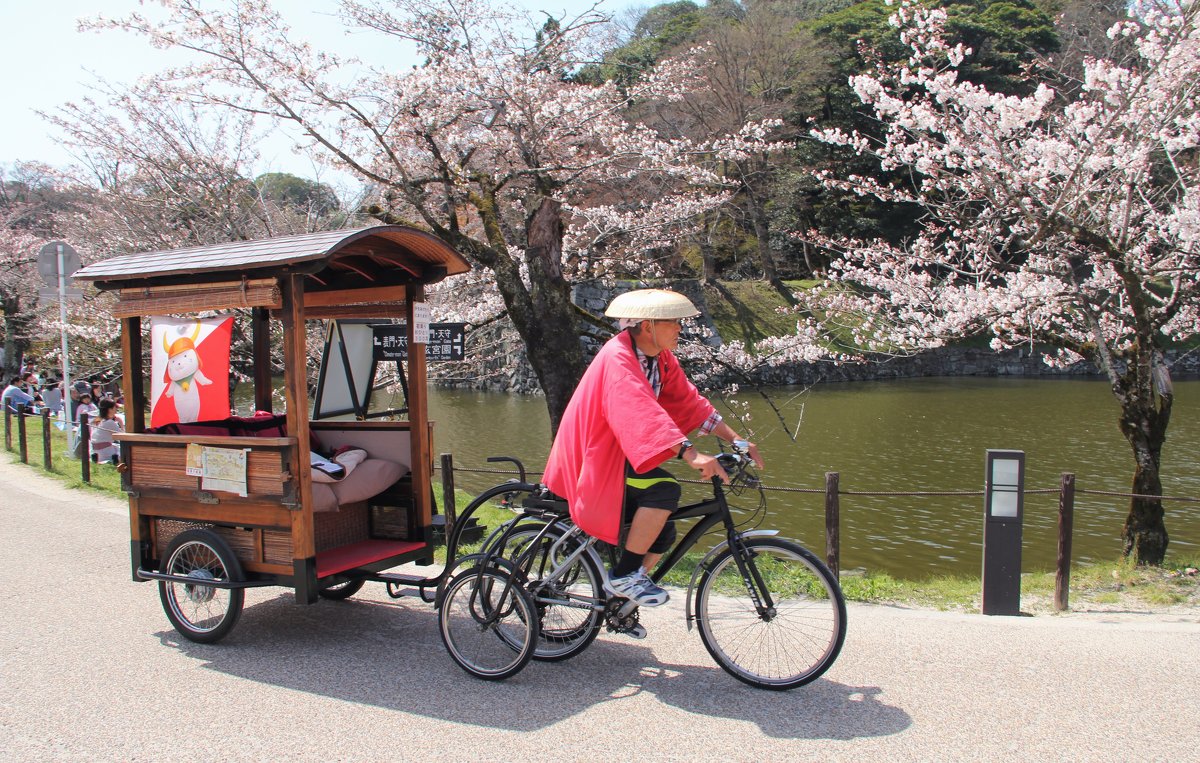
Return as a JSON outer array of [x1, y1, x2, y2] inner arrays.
[[2, 456, 1198, 762]]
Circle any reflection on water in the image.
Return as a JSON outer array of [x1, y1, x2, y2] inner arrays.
[[418, 378, 1200, 579]]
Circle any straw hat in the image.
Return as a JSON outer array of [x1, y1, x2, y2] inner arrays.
[[604, 289, 699, 321]]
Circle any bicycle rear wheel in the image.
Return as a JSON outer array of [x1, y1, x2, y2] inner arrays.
[[438, 566, 538, 681], [694, 537, 846, 690], [502, 523, 604, 662]]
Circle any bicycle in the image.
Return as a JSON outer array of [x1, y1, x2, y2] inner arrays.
[[438, 443, 847, 689]]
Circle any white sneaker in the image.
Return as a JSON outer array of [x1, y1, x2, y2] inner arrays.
[[604, 570, 670, 607]]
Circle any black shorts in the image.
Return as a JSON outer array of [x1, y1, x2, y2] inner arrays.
[[624, 464, 681, 554]]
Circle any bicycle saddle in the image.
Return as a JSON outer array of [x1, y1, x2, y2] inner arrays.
[[521, 485, 570, 516]]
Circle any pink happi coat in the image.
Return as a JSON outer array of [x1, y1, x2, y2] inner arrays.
[[543, 331, 716, 544]]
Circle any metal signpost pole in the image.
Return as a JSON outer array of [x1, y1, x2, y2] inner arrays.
[[57, 243, 72, 420]]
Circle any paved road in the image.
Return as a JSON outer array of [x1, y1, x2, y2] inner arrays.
[[2, 456, 1198, 762]]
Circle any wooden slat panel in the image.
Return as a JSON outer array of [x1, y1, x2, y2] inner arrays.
[[302, 304, 409, 320], [127, 442, 292, 494], [263, 530, 293, 566], [154, 519, 291, 575], [304, 284, 408, 307], [113, 281, 281, 317], [136, 497, 294, 528], [120, 278, 278, 296]]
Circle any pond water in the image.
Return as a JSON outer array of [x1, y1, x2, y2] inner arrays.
[[416, 377, 1200, 579]]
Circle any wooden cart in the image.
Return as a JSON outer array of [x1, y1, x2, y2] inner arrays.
[[74, 226, 472, 643]]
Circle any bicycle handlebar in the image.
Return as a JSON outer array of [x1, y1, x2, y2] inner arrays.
[[487, 456, 527, 483]]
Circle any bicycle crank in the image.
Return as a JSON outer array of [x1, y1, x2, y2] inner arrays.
[[604, 598, 641, 635]]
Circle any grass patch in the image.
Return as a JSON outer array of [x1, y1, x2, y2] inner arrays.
[[703, 281, 802, 346], [3, 415, 123, 496], [838, 556, 1200, 614]]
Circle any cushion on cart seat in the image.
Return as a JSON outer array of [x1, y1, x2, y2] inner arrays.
[[311, 482, 340, 513], [330, 459, 408, 505]]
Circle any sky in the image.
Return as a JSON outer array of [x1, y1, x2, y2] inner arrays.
[[0, 0, 628, 182]]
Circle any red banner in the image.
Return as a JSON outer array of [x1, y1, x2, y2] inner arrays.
[[149, 316, 235, 428]]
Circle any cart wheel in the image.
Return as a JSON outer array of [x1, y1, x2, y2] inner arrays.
[[158, 529, 245, 644], [318, 578, 366, 600]]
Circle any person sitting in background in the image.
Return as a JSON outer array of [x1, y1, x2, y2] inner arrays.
[[40, 379, 63, 414], [2, 377, 36, 413], [89, 398, 125, 464], [75, 392, 99, 426], [69, 379, 91, 420]]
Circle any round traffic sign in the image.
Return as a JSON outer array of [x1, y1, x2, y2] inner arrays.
[[37, 241, 82, 286]]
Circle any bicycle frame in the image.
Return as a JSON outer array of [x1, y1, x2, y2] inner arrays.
[[492, 458, 782, 626]]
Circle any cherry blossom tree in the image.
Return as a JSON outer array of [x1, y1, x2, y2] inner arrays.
[[79, 0, 774, 431], [0, 211, 47, 378], [795, 0, 1200, 563], [44, 70, 369, 392]]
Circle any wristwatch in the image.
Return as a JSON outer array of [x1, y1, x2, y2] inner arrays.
[[677, 439, 693, 459]]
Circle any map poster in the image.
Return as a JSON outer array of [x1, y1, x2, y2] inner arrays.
[[198, 446, 250, 497]]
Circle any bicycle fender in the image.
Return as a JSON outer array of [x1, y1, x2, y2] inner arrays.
[[684, 530, 779, 632]]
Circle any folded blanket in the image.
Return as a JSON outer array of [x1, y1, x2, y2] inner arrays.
[[310, 447, 370, 483]]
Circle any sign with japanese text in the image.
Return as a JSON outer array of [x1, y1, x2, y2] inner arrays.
[[412, 303, 432, 344], [373, 323, 466, 362]]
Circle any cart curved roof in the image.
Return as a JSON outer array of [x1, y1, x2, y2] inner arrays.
[[73, 225, 472, 318]]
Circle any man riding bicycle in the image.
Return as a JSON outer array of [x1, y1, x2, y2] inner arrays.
[[542, 289, 763, 637]]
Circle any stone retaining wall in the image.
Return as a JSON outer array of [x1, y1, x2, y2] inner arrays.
[[431, 280, 1200, 394]]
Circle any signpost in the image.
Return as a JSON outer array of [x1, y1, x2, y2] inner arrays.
[[373, 323, 466, 362], [36, 242, 82, 424], [982, 449, 1025, 616]]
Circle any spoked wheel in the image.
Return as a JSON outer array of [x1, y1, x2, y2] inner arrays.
[[500, 523, 604, 662], [158, 529, 245, 644], [694, 537, 846, 690], [318, 578, 366, 600], [438, 565, 538, 681]]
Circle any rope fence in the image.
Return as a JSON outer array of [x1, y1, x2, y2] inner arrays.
[[3, 404, 99, 483], [7, 411, 1193, 614], [435, 456, 1199, 613], [432, 462, 1200, 503]]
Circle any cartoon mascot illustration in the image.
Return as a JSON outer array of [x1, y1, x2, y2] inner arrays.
[[163, 323, 212, 423], [150, 315, 234, 429]]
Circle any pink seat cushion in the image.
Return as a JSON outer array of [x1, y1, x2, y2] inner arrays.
[[311, 482, 339, 513], [330, 459, 408, 505]]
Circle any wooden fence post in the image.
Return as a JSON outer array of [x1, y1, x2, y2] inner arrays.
[[41, 408, 52, 470], [441, 453, 457, 540], [17, 404, 28, 464], [4, 406, 10, 450], [79, 413, 91, 483], [1055, 473, 1076, 612], [825, 471, 841, 580]]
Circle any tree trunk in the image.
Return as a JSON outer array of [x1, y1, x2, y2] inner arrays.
[[512, 198, 588, 435], [1116, 367, 1172, 564], [2, 296, 28, 378]]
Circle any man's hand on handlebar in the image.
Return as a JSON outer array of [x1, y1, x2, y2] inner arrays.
[[683, 448, 729, 483], [732, 438, 764, 469]]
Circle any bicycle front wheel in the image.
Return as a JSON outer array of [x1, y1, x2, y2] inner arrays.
[[694, 537, 846, 690], [438, 566, 538, 681]]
